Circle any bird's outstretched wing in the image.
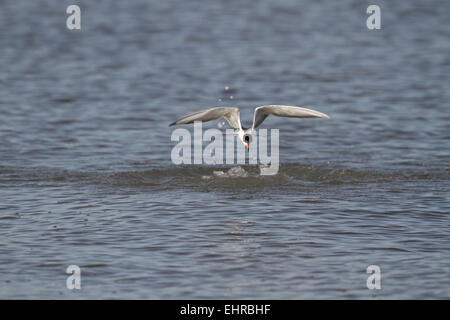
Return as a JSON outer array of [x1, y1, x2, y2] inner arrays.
[[252, 105, 330, 129], [169, 107, 241, 129]]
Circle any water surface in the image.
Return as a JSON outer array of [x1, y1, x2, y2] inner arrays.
[[0, 0, 449, 299]]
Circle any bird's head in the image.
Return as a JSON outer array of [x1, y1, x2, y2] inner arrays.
[[242, 134, 251, 150]]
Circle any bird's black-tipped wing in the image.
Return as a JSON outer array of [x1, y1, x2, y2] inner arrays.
[[169, 107, 242, 129], [252, 105, 330, 129]]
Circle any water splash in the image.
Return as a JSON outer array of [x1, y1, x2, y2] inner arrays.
[[211, 166, 248, 178]]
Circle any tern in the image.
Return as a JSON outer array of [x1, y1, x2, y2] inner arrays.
[[169, 105, 330, 150]]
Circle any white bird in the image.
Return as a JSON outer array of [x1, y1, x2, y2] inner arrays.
[[169, 105, 330, 150]]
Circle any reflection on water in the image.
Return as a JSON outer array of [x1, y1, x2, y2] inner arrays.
[[0, 0, 449, 299]]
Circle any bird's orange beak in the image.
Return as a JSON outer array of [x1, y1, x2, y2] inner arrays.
[[246, 143, 249, 150]]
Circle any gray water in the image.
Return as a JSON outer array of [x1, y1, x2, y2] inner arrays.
[[0, 0, 449, 299]]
